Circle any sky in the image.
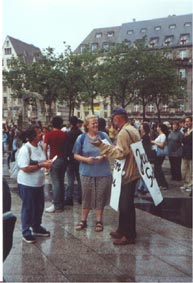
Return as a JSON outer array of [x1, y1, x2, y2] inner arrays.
[[1, 0, 193, 54]]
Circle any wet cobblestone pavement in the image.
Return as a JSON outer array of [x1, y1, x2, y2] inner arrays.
[[2, 156, 192, 282]]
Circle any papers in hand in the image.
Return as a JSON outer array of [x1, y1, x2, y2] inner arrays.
[[52, 155, 57, 162]]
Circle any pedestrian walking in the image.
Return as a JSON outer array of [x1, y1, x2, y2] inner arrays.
[[180, 116, 192, 193], [167, 121, 183, 181], [44, 116, 68, 213], [65, 116, 82, 205]]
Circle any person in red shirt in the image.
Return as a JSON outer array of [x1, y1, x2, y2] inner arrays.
[[43, 116, 68, 213]]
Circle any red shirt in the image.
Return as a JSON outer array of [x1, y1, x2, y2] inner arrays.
[[44, 130, 67, 159]]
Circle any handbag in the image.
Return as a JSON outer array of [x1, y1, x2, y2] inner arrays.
[[156, 145, 168, 157], [9, 161, 19, 179]]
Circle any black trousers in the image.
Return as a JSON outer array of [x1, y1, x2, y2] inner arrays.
[[169, 156, 182, 181], [117, 179, 138, 239], [154, 156, 168, 187]]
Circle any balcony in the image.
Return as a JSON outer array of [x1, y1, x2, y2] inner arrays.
[[146, 111, 155, 116]]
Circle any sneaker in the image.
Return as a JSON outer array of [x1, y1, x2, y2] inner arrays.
[[33, 226, 50, 237], [45, 204, 64, 213], [185, 187, 192, 192], [23, 235, 36, 244], [45, 204, 55, 213]]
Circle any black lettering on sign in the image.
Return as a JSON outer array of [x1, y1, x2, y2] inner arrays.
[[135, 148, 148, 175], [145, 167, 154, 187], [112, 178, 116, 187], [114, 160, 121, 172]]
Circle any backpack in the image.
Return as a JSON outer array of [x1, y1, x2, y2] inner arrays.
[[9, 144, 31, 180]]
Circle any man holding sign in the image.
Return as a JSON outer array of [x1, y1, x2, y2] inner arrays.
[[91, 107, 140, 245]]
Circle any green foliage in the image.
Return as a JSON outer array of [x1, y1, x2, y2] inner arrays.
[[3, 39, 184, 121]]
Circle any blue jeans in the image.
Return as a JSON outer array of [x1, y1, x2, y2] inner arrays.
[[50, 158, 66, 210], [137, 178, 148, 192], [18, 184, 44, 237], [66, 161, 81, 201]]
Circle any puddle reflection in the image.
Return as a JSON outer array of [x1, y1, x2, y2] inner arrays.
[[135, 197, 192, 228]]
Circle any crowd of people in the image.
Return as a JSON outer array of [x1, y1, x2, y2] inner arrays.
[[3, 111, 192, 245]]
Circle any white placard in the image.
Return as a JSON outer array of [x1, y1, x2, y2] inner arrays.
[[110, 159, 126, 211], [130, 141, 163, 206]]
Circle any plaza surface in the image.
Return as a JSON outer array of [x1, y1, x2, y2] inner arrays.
[[3, 157, 192, 282]]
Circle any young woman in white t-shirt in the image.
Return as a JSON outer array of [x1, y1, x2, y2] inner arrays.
[[151, 123, 169, 190]]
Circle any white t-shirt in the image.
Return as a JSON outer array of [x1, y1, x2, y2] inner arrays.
[[17, 142, 46, 187], [153, 133, 166, 150]]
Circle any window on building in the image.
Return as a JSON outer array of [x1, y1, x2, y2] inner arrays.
[[163, 35, 174, 46], [107, 31, 114, 37], [184, 22, 191, 27], [154, 26, 161, 31], [124, 39, 132, 46], [179, 49, 187, 59], [140, 28, 147, 33], [96, 32, 102, 38], [149, 37, 159, 47], [162, 104, 168, 111], [127, 30, 134, 35], [179, 34, 190, 45], [104, 103, 108, 110], [148, 104, 154, 112], [169, 24, 176, 29], [179, 68, 186, 79], [6, 40, 10, 47], [6, 59, 11, 66], [133, 105, 140, 112], [91, 43, 98, 52], [165, 51, 173, 59], [103, 42, 110, 51], [2, 59, 4, 66], [3, 85, 7, 92], [80, 45, 86, 54], [4, 48, 11, 55], [3, 110, 8, 118], [179, 104, 184, 111], [3, 97, 7, 105]]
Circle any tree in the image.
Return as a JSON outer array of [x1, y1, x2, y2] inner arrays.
[[55, 45, 84, 119], [135, 49, 184, 122], [77, 48, 103, 113], [99, 42, 138, 109]]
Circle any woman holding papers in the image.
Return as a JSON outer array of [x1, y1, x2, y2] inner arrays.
[[73, 115, 112, 232], [17, 125, 53, 244]]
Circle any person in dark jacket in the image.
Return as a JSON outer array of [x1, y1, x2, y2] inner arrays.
[[137, 122, 155, 194], [65, 116, 82, 205], [180, 117, 192, 192], [168, 121, 183, 181]]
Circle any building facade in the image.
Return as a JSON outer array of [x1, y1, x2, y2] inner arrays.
[[2, 14, 192, 125], [74, 14, 192, 120], [2, 36, 68, 127]]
